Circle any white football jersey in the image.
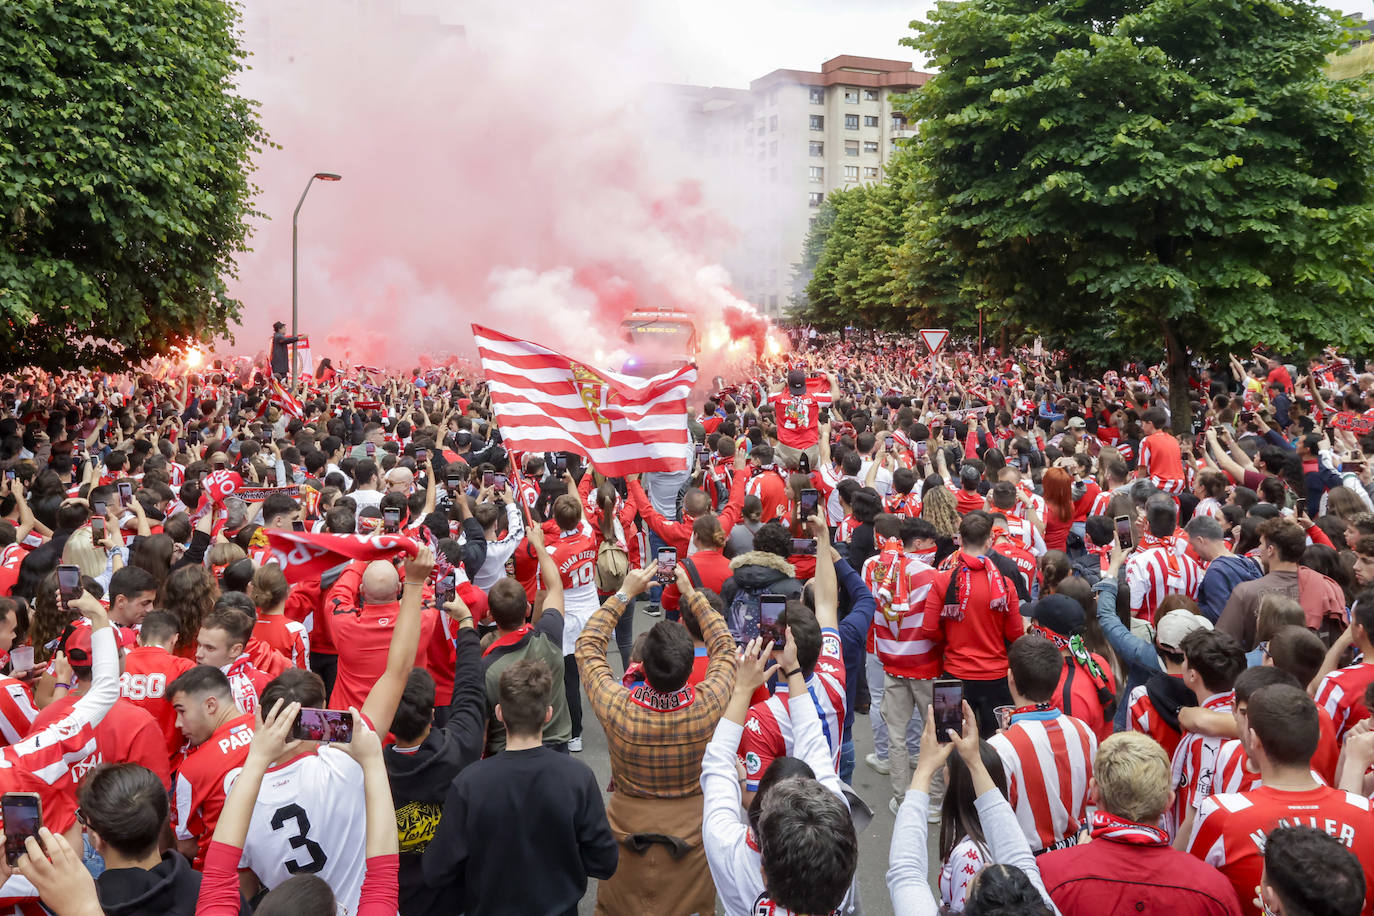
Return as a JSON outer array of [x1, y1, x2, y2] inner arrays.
[[239, 746, 367, 913]]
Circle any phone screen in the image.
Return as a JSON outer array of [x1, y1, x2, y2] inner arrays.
[[446, 476, 462, 491], [2, 793, 41, 866], [554, 454, 567, 473], [91, 517, 105, 541], [799, 488, 820, 519], [383, 508, 401, 532], [494, 474, 509, 491], [3, 470, 12, 482], [289, 708, 354, 744], [1114, 515, 1134, 550], [656, 547, 677, 583], [265, 469, 277, 487], [8, 646, 33, 675], [1294, 498, 1308, 518], [759, 595, 787, 644], [932, 678, 964, 744], [292, 520, 306, 533], [365, 442, 376, 456], [57, 565, 81, 609], [916, 440, 928, 458], [482, 472, 495, 489], [437, 574, 456, 607], [885, 436, 896, 451], [416, 448, 427, 462], [790, 537, 817, 556], [117, 481, 132, 507]]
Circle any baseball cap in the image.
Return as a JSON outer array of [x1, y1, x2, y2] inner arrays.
[[61, 625, 94, 669], [787, 368, 807, 397], [1156, 609, 1213, 652], [273, 321, 286, 331], [1030, 594, 1086, 637], [1066, 416, 1087, 429]]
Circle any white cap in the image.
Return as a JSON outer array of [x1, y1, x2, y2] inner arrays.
[[1156, 609, 1213, 652]]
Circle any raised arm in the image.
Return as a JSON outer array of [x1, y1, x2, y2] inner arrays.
[[361, 547, 434, 736], [526, 522, 561, 620], [810, 514, 838, 630]]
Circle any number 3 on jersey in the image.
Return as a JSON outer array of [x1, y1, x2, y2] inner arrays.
[[271, 803, 328, 873]]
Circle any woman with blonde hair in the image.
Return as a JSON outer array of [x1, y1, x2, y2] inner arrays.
[[62, 526, 117, 591], [920, 476, 961, 562]]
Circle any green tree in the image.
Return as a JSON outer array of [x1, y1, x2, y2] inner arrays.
[[0, 0, 266, 372], [803, 187, 864, 329], [896, 0, 1374, 425]]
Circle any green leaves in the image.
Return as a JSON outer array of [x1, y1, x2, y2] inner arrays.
[[0, 0, 264, 371]]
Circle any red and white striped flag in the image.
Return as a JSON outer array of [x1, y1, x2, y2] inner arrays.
[[270, 376, 304, 420], [264, 530, 419, 583], [472, 325, 695, 476]]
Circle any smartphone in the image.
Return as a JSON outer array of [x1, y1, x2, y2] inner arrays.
[[116, 481, 132, 508], [292, 520, 306, 533], [1294, 497, 1307, 518], [383, 507, 401, 533], [56, 565, 81, 611], [91, 516, 105, 541], [436, 574, 455, 607], [365, 441, 376, 457], [554, 454, 567, 473], [446, 476, 462, 491], [482, 471, 495, 489], [1114, 515, 1134, 551], [3, 470, 12, 482], [759, 594, 787, 644], [493, 474, 509, 492], [916, 440, 928, 458], [799, 488, 820, 520], [7, 646, 32, 676], [72, 456, 82, 474], [2, 793, 41, 867], [790, 537, 817, 556], [932, 678, 964, 744], [155, 408, 163, 421], [289, 707, 354, 744], [91, 500, 106, 518], [265, 469, 277, 487], [416, 447, 427, 462], [885, 435, 896, 451], [656, 547, 678, 584], [944, 426, 956, 440]]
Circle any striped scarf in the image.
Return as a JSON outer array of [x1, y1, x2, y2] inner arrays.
[[1088, 811, 1168, 846], [1138, 532, 1181, 574]]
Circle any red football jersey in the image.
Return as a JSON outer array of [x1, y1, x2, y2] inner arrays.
[[173, 712, 255, 869], [120, 645, 195, 757], [27, 694, 171, 791]]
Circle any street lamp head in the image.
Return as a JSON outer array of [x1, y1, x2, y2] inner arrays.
[[314, 172, 342, 181]]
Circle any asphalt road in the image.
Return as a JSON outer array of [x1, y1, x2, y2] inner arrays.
[[573, 601, 932, 915]]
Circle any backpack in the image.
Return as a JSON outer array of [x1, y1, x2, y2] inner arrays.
[[594, 539, 630, 593]]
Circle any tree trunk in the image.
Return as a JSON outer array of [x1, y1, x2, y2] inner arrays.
[[1160, 318, 1192, 433]]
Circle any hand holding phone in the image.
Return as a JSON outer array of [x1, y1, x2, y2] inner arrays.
[[759, 594, 787, 645], [932, 678, 964, 744], [1114, 515, 1134, 551], [56, 565, 82, 612], [656, 547, 677, 584], [289, 707, 354, 744], [2, 792, 41, 866]]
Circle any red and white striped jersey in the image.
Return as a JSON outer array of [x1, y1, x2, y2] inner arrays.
[[1187, 785, 1374, 916], [883, 491, 921, 518], [738, 627, 846, 792], [1168, 691, 1233, 838], [862, 554, 941, 679], [1210, 739, 1262, 797], [835, 515, 859, 544], [1314, 662, 1374, 741], [1126, 682, 1185, 759], [0, 679, 37, 748], [988, 709, 1097, 851], [1087, 489, 1112, 518], [223, 655, 270, 714], [1125, 544, 1202, 620]]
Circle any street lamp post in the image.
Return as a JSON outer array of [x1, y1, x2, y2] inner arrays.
[[291, 172, 342, 386]]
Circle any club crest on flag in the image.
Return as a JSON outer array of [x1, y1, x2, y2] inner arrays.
[[571, 363, 616, 445]]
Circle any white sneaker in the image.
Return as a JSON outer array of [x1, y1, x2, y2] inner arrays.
[[888, 796, 901, 816], [643, 603, 663, 617], [569, 736, 583, 752], [864, 752, 891, 775]]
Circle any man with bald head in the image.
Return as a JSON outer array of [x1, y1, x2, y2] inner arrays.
[[324, 554, 444, 711], [384, 465, 414, 496]]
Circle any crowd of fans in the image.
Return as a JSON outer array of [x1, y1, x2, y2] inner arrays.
[[0, 333, 1369, 915]]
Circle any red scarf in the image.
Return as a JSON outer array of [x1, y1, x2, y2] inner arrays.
[[1086, 542, 1111, 574], [942, 552, 1008, 621], [482, 625, 533, 657], [1088, 811, 1169, 847], [627, 684, 695, 712], [872, 538, 909, 620], [1138, 532, 1181, 574]]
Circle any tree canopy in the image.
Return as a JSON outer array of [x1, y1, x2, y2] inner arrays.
[[0, 0, 265, 372], [798, 0, 1374, 421]]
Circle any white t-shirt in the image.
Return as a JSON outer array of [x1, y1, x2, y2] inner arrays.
[[239, 747, 367, 913], [349, 489, 383, 513]]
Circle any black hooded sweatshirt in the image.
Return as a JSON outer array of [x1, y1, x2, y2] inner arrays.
[[384, 625, 487, 916], [96, 850, 247, 916]]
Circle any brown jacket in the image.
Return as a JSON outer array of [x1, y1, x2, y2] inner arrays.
[[1216, 567, 1345, 650]]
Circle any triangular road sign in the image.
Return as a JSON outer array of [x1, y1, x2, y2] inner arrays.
[[920, 328, 950, 354]]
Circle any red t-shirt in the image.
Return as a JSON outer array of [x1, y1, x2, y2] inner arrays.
[[919, 554, 1024, 680], [172, 712, 255, 869], [1140, 430, 1185, 482], [768, 390, 831, 450], [28, 694, 171, 791], [329, 603, 442, 712], [254, 614, 310, 669], [120, 645, 195, 757]]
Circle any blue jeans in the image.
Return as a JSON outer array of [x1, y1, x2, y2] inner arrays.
[[838, 738, 855, 784], [82, 833, 105, 878]]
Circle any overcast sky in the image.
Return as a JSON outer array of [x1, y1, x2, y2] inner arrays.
[[646, 0, 1374, 87]]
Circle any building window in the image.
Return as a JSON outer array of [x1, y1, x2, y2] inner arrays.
[[810, 115, 824, 131], [809, 192, 824, 207], [809, 215, 818, 227], [845, 140, 860, 156], [809, 86, 825, 104], [770, 140, 778, 157], [844, 114, 859, 130], [843, 89, 859, 104], [809, 141, 824, 157], [892, 115, 908, 131], [863, 115, 879, 128], [757, 120, 765, 136], [864, 141, 880, 154], [844, 165, 859, 181], [863, 166, 880, 178], [769, 114, 778, 132], [864, 89, 879, 101], [809, 166, 824, 183]]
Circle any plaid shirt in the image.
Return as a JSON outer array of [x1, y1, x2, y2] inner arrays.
[[576, 592, 737, 798]]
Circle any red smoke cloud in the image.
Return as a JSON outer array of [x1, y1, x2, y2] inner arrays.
[[224, 0, 775, 372]]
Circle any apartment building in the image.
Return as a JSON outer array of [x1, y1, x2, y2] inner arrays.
[[662, 56, 931, 319]]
